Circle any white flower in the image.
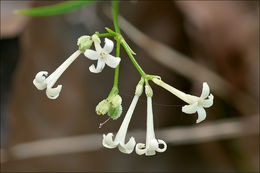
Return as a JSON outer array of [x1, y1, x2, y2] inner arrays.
[[102, 83, 143, 154], [33, 50, 81, 99], [182, 82, 214, 123], [135, 85, 167, 156], [84, 35, 121, 73], [103, 95, 139, 154], [152, 78, 214, 123]]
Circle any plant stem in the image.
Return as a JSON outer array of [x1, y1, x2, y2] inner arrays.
[[112, 0, 121, 88], [114, 40, 120, 87], [107, 40, 121, 99], [96, 32, 115, 38], [109, 0, 148, 95], [112, 0, 121, 34], [120, 40, 146, 77], [113, 0, 146, 78], [108, 0, 121, 98]]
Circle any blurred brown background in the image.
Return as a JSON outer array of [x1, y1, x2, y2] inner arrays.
[[1, 0, 259, 172]]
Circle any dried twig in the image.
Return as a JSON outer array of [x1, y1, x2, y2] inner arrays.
[[116, 15, 257, 115], [2, 115, 258, 162]]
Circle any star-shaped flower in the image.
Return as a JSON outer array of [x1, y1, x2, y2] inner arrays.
[[182, 82, 214, 123], [152, 78, 214, 123], [84, 35, 121, 73]]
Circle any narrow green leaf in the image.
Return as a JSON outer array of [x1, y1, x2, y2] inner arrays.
[[15, 1, 96, 16], [105, 27, 116, 34]]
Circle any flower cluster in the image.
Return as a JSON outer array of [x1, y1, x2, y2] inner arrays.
[[96, 94, 123, 120], [102, 78, 214, 156], [33, 33, 214, 157], [103, 80, 167, 156], [102, 81, 142, 154], [33, 34, 121, 99]]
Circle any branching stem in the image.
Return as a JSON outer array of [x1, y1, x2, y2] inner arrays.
[[103, 0, 159, 98]]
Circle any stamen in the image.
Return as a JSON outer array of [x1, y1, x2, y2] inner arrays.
[[99, 117, 111, 128]]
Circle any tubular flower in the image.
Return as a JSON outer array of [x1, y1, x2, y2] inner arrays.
[[84, 34, 121, 73], [135, 85, 167, 156], [152, 78, 214, 123], [33, 50, 81, 99], [102, 83, 143, 154]]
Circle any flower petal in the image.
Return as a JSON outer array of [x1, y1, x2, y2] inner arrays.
[[103, 38, 114, 54], [102, 133, 118, 149], [148, 138, 158, 150], [33, 71, 48, 90], [118, 137, 136, 154], [46, 85, 62, 99], [156, 139, 167, 153], [202, 94, 214, 108], [105, 54, 121, 68], [196, 107, 206, 123], [92, 35, 102, 52], [146, 139, 158, 156], [89, 60, 105, 73], [135, 143, 146, 155], [84, 49, 99, 60], [200, 82, 210, 99], [182, 102, 198, 114], [92, 34, 101, 44]]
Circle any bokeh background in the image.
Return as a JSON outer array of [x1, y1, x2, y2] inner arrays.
[[1, 0, 259, 172]]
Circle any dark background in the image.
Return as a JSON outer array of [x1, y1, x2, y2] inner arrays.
[[1, 1, 259, 172]]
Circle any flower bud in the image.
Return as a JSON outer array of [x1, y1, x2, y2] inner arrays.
[[110, 95, 122, 108], [96, 99, 110, 115], [145, 85, 153, 97], [135, 84, 143, 96], [77, 35, 93, 52], [108, 105, 122, 120]]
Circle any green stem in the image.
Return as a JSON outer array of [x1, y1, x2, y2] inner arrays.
[[121, 40, 146, 77], [113, 0, 146, 78], [114, 40, 120, 87], [112, 0, 121, 89], [107, 40, 120, 99], [95, 32, 115, 38], [108, 0, 121, 98], [112, 0, 121, 34], [108, 0, 149, 96]]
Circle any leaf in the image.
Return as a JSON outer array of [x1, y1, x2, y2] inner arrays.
[[105, 27, 116, 34], [15, 1, 96, 16]]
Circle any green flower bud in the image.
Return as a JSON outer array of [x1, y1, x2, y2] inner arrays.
[[145, 85, 153, 97], [96, 99, 110, 115], [77, 35, 93, 52], [135, 84, 143, 96], [108, 105, 122, 120], [110, 95, 122, 108]]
